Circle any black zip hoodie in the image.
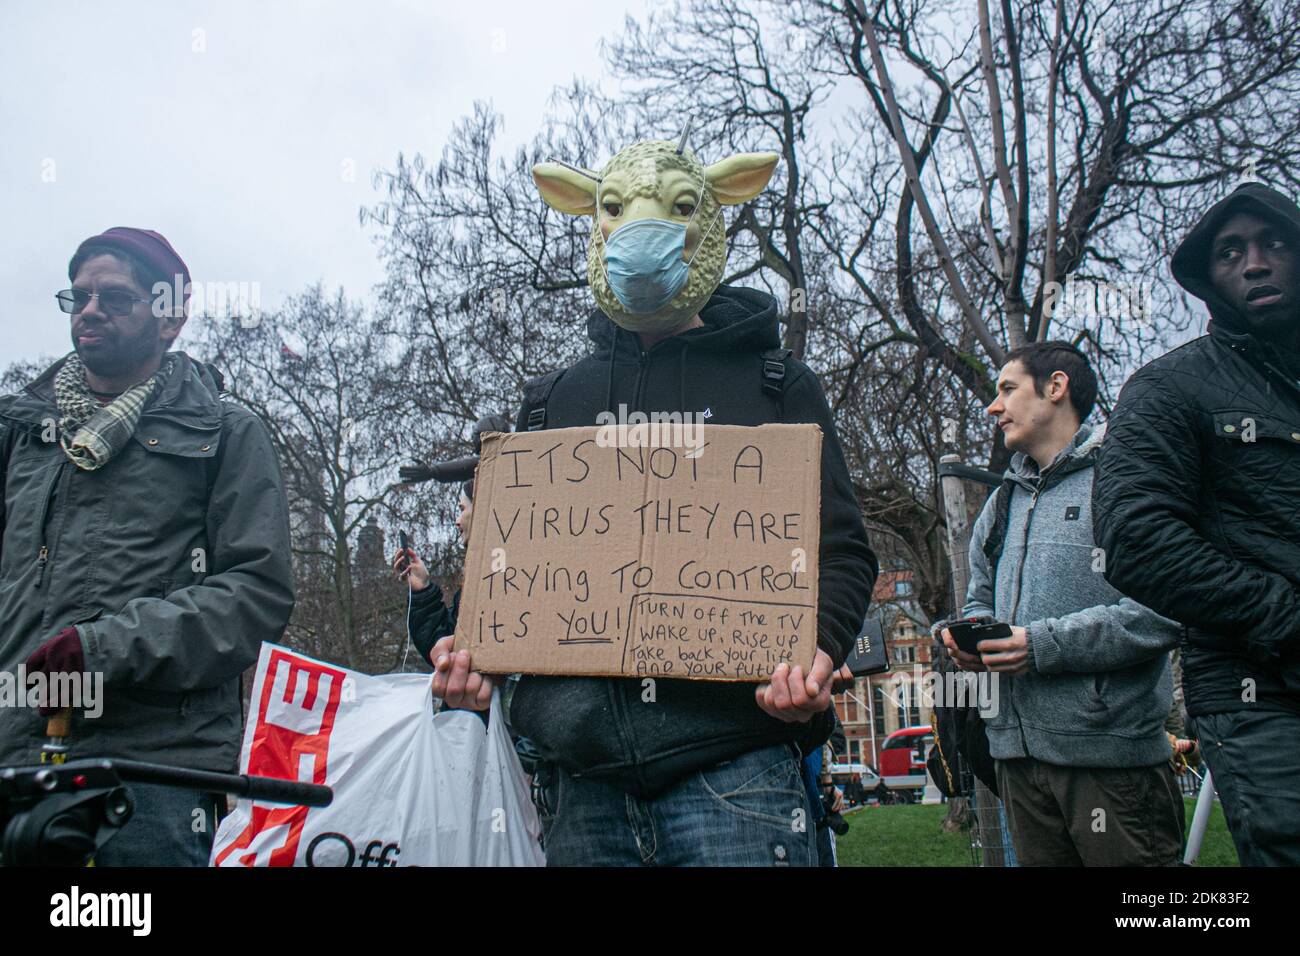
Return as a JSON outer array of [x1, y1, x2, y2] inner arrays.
[[507, 285, 878, 797]]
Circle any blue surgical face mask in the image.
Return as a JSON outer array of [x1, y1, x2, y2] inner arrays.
[[598, 172, 720, 316]]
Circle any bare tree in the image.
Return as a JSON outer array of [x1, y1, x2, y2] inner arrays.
[[815, 0, 1300, 405], [1, 357, 53, 395], [190, 288, 421, 672], [361, 87, 646, 449], [360, 0, 1300, 627]]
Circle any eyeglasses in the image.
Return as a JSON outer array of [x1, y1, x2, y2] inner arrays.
[[56, 288, 152, 317]]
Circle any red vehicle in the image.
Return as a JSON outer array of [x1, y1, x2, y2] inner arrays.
[[878, 725, 934, 779]]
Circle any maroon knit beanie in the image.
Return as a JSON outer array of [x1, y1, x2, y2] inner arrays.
[[68, 227, 191, 302]]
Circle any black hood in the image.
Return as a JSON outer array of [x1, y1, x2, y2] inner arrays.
[[585, 285, 783, 413], [586, 284, 781, 361], [1171, 182, 1300, 333]]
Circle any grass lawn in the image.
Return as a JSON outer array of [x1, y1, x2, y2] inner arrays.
[[836, 797, 1238, 867]]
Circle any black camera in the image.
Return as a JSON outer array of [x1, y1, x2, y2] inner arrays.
[[0, 758, 331, 867]]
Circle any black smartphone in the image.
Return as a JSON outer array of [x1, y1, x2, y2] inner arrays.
[[946, 617, 1012, 655], [398, 530, 410, 560]]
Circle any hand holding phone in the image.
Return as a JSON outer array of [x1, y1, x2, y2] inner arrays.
[[945, 617, 1012, 656], [394, 530, 412, 575], [393, 531, 429, 591]]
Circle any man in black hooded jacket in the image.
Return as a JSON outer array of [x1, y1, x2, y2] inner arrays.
[[428, 284, 877, 865], [1094, 182, 1300, 866], [425, 141, 876, 865]]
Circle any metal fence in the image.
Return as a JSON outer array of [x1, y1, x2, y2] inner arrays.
[[953, 763, 1015, 867]]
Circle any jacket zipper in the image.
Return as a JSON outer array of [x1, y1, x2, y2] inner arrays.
[[34, 459, 69, 589], [1007, 481, 1041, 624], [1006, 477, 1044, 758], [632, 350, 649, 410], [1005, 446, 1077, 620], [1002, 448, 1076, 755], [608, 348, 651, 776]]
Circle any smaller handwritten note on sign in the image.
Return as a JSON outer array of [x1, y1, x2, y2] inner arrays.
[[453, 424, 821, 681]]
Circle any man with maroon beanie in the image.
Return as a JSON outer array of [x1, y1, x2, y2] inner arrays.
[[0, 228, 294, 865]]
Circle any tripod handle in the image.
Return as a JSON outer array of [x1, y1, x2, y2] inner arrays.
[[240, 775, 333, 807], [45, 709, 71, 738]]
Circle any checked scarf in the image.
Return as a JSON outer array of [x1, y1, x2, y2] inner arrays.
[[53, 353, 175, 471]]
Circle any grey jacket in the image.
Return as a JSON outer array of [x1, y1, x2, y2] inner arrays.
[[0, 352, 294, 771], [963, 422, 1180, 768]]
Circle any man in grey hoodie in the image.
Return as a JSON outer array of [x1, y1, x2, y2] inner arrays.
[[941, 342, 1184, 866]]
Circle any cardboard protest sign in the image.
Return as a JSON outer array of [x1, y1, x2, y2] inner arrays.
[[453, 423, 821, 680]]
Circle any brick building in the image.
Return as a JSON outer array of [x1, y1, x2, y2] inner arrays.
[[832, 569, 933, 769]]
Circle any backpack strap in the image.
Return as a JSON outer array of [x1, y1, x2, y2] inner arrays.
[[761, 348, 793, 399], [980, 478, 1016, 576], [521, 368, 567, 432]]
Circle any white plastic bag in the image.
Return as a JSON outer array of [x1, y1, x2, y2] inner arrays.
[[211, 643, 545, 867]]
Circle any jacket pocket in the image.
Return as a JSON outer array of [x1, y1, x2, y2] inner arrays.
[[1085, 659, 1169, 734], [983, 688, 1020, 732], [1207, 410, 1300, 494], [1209, 410, 1300, 446], [131, 415, 222, 461], [1089, 674, 1109, 708], [510, 675, 625, 770], [1015, 672, 1109, 733], [1185, 625, 1237, 652], [90, 685, 185, 733]]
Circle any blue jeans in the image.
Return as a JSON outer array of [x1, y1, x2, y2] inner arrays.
[[91, 783, 223, 867], [544, 743, 818, 866]]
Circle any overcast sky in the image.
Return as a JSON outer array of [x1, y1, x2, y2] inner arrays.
[[1, 0, 650, 365]]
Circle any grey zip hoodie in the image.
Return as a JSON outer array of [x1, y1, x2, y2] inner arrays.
[[963, 422, 1181, 767]]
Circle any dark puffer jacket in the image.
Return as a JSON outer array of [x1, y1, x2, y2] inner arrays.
[[1094, 183, 1300, 717], [507, 285, 878, 797]]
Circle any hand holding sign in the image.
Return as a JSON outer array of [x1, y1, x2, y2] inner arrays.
[[430, 635, 494, 710], [754, 651, 835, 722]]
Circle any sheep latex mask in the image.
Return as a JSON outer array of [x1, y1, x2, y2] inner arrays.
[[532, 140, 778, 334]]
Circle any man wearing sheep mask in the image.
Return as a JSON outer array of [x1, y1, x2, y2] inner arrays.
[[427, 132, 878, 866]]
